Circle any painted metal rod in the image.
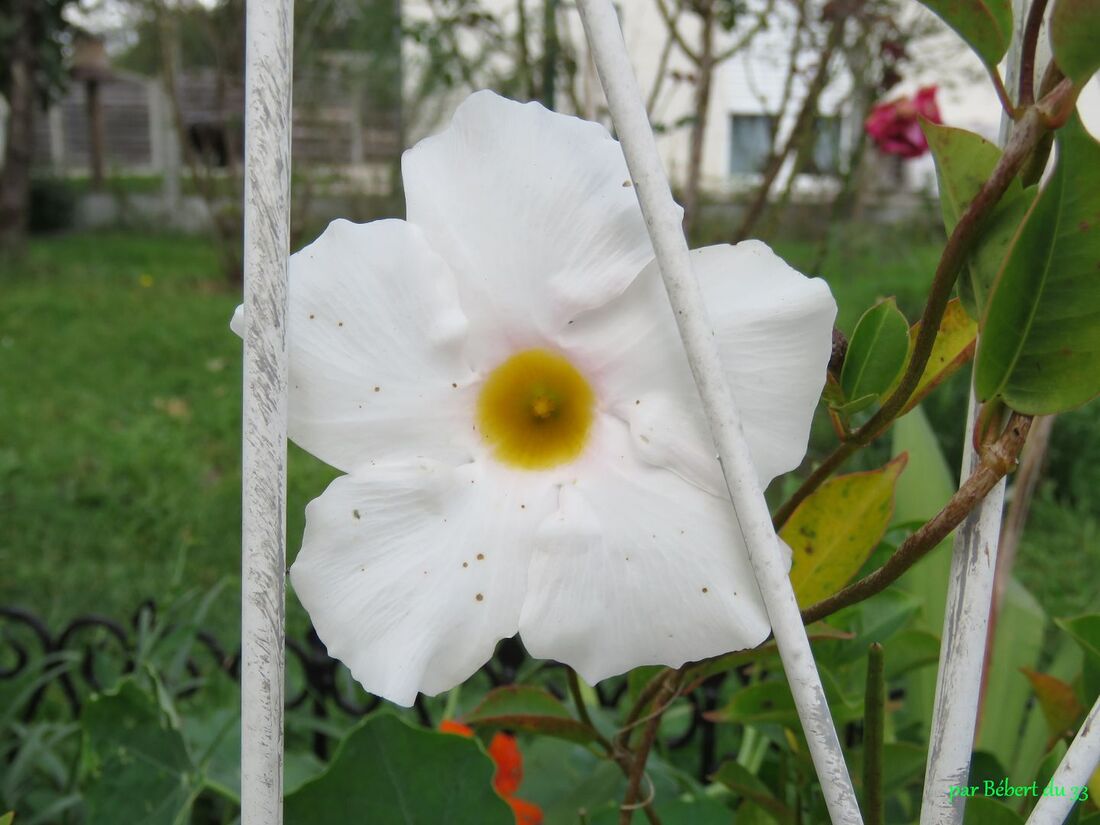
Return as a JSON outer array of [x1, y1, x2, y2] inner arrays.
[[240, 0, 294, 821], [919, 386, 1007, 824], [1026, 695, 1100, 825], [574, 3, 862, 822], [919, 8, 1023, 819]]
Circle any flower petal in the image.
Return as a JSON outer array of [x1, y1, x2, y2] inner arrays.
[[559, 241, 836, 491], [402, 91, 656, 365], [518, 418, 778, 683], [240, 218, 479, 473], [291, 459, 557, 706]]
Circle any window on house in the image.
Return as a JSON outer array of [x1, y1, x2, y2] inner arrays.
[[808, 116, 842, 176], [729, 114, 775, 175]]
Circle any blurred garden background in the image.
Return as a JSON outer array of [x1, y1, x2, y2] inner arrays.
[[2, 0, 1099, 823]]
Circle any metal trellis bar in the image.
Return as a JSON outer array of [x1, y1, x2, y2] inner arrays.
[[240, 0, 294, 821], [574, 2, 863, 822]]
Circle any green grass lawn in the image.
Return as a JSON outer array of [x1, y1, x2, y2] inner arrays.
[[2, 228, 1096, 645]]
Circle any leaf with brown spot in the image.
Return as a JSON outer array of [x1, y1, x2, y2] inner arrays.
[[976, 115, 1100, 414], [782, 454, 908, 608], [463, 685, 596, 744]]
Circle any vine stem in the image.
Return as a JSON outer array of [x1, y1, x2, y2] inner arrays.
[[863, 644, 885, 825], [772, 101, 1052, 531], [1017, 0, 1051, 107], [575, 3, 863, 822], [619, 672, 681, 825], [566, 668, 615, 755]]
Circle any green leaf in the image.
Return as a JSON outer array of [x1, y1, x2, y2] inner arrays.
[[705, 681, 800, 727], [463, 684, 596, 744], [81, 681, 201, 825], [849, 742, 927, 792], [963, 796, 1027, 824], [1051, 0, 1100, 86], [840, 298, 911, 405], [0, 813, 13, 825], [1056, 613, 1100, 699], [924, 122, 1037, 319], [1022, 668, 1085, 739], [883, 630, 941, 680], [917, 0, 1013, 66], [976, 115, 1100, 413], [284, 712, 513, 825], [706, 674, 861, 727], [782, 454, 908, 608], [712, 761, 796, 824]]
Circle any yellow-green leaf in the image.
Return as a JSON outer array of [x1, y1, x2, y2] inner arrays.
[[886, 298, 977, 414], [1021, 668, 1085, 739], [783, 454, 908, 608]]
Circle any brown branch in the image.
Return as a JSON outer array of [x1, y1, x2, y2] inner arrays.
[[646, 26, 677, 114], [800, 414, 1033, 624], [732, 16, 844, 241], [1017, 0, 1051, 108], [989, 67, 1018, 119], [619, 671, 682, 825], [682, 3, 715, 239], [773, 104, 1051, 529], [566, 667, 615, 755], [714, 0, 777, 62], [654, 0, 701, 64]]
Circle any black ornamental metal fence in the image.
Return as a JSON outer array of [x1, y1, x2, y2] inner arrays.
[[0, 603, 731, 779]]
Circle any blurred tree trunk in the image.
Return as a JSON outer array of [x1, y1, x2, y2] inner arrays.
[[681, 2, 715, 241], [732, 16, 844, 242], [0, 0, 38, 250]]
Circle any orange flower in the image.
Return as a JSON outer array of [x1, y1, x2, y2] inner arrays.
[[440, 720, 543, 824]]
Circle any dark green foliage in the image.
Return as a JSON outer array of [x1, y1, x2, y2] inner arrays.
[[28, 177, 76, 234]]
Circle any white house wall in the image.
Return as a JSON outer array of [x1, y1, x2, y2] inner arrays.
[[406, 0, 1098, 197]]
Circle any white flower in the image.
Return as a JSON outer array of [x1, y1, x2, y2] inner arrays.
[[233, 91, 836, 707]]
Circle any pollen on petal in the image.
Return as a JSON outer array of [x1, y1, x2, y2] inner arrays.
[[476, 349, 595, 470]]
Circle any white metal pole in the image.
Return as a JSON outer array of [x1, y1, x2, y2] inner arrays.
[[919, 388, 1007, 824], [574, 3, 862, 822], [919, 6, 1023, 820], [1025, 696, 1100, 825], [240, 0, 293, 821]]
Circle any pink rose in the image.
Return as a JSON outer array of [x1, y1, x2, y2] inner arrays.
[[865, 85, 943, 158]]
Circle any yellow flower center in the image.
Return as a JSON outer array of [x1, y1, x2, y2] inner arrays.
[[477, 348, 595, 469]]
